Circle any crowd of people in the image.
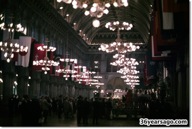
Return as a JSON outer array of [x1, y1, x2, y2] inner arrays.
[[4, 88, 173, 126], [6, 94, 114, 126]]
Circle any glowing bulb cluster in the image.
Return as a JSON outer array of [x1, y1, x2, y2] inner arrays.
[[0, 39, 28, 63], [105, 21, 133, 31]]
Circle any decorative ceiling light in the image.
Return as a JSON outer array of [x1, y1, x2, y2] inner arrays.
[[124, 78, 140, 83], [57, 0, 128, 27], [0, 14, 25, 33], [117, 68, 140, 75], [72, 0, 88, 9], [0, 15, 28, 63], [55, 30, 79, 79], [60, 0, 128, 7], [74, 65, 88, 83], [110, 53, 125, 66], [121, 75, 139, 79], [113, 53, 125, 59], [33, 45, 59, 74], [56, 58, 78, 80], [58, 0, 128, 10], [98, 28, 140, 53], [84, 2, 109, 19], [93, 60, 102, 79], [126, 82, 140, 86], [114, 89, 123, 93], [116, 58, 139, 74], [105, 21, 133, 31], [110, 57, 139, 67], [92, 19, 100, 28], [63, 0, 73, 4]]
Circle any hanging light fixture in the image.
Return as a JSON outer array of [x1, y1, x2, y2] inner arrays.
[[0, 14, 25, 32], [58, 0, 128, 10], [105, 21, 133, 31], [0, 14, 28, 63], [57, 0, 128, 27], [33, 45, 59, 74], [121, 74, 139, 79], [93, 60, 102, 79], [56, 58, 78, 80], [60, 0, 128, 8], [98, 26, 140, 53], [75, 65, 92, 85], [110, 56, 139, 67], [55, 28, 79, 80], [117, 68, 140, 75], [92, 19, 100, 28]]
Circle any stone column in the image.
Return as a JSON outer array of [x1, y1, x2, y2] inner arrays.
[[100, 54, 107, 73]]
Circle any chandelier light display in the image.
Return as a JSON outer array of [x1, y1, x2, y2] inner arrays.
[[98, 28, 140, 53], [84, 2, 109, 18], [57, 0, 128, 10], [0, 14, 25, 32], [105, 21, 133, 31], [0, 14, 28, 63], [56, 57, 78, 80], [74, 0, 128, 8], [75, 65, 93, 84], [33, 45, 59, 74], [93, 61, 102, 79], [121, 74, 139, 79], [117, 67, 140, 75], [113, 57, 140, 89], [56, 0, 128, 27], [111, 56, 139, 67]]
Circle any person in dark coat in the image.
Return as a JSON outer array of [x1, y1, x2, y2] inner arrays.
[[82, 97, 90, 125], [92, 98, 100, 125], [19, 95, 31, 126], [105, 98, 113, 119], [29, 98, 41, 126], [76, 96, 84, 125], [57, 95, 63, 119]]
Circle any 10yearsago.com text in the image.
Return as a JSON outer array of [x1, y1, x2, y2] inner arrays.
[[139, 118, 188, 126]]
